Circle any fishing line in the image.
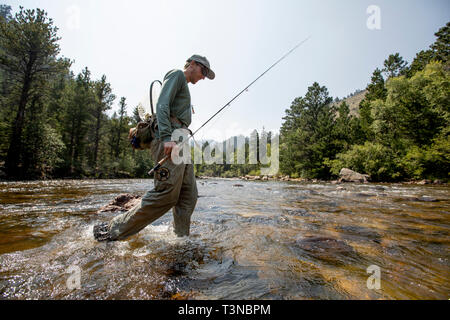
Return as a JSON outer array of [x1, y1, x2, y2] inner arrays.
[[148, 36, 311, 176]]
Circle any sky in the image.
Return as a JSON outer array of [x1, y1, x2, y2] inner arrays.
[[6, 0, 450, 142]]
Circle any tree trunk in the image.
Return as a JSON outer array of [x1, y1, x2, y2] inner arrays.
[[69, 117, 76, 176], [115, 115, 123, 158], [5, 74, 32, 178], [93, 107, 101, 168], [21, 95, 39, 176]]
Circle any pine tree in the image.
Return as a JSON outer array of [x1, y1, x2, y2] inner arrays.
[[431, 22, 449, 64], [280, 82, 334, 179], [0, 7, 70, 178], [91, 75, 115, 168], [116, 97, 127, 158], [383, 53, 408, 79], [66, 68, 93, 176], [0, 4, 12, 21]]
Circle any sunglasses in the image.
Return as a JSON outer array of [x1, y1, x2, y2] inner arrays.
[[196, 62, 208, 77]]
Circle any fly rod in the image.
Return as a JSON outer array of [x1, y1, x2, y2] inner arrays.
[[148, 36, 311, 176]]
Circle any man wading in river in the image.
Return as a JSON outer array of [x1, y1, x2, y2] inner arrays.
[[93, 55, 215, 241]]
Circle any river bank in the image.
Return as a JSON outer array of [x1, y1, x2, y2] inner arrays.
[[1, 174, 446, 186], [196, 175, 448, 185]]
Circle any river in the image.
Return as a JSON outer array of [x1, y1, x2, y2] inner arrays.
[[0, 179, 448, 299]]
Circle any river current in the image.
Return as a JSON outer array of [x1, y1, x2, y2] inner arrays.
[[0, 179, 448, 299]]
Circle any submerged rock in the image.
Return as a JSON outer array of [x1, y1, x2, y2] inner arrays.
[[283, 208, 313, 217], [336, 225, 382, 243], [397, 195, 439, 203], [293, 237, 358, 265], [418, 196, 439, 202], [97, 193, 141, 213], [355, 192, 377, 197]]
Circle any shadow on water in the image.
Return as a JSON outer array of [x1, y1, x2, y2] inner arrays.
[[0, 179, 449, 299]]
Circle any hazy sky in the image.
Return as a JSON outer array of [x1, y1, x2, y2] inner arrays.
[[6, 0, 450, 141]]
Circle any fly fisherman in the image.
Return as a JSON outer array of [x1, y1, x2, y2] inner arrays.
[[93, 55, 215, 241]]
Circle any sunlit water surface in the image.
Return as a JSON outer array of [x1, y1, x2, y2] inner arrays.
[[0, 179, 448, 299]]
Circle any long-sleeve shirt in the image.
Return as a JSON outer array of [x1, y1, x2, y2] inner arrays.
[[155, 69, 192, 142]]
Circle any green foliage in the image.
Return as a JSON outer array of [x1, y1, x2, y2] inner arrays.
[[327, 142, 402, 181], [0, 4, 12, 21], [281, 23, 449, 182], [408, 50, 434, 76], [333, 101, 362, 151], [280, 82, 343, 179], [0, 9, 448, 183], [0, 6, 70, 178], [27, 124, 65, 178], [383, 53, 408, 79], [431, 22, 450, 64], [372, 62, 448, 147], [0, 6, 156, 180], [331, 61, 449, 181], [407, 22, 450, 76], [89, 75, 116, 168], [358, 68, 386, 140]]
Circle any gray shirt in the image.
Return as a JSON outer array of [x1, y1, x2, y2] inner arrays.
[[156, 69, 191, 142]]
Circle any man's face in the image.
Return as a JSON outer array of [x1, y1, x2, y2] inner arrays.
[[191, 61, 206, 84]]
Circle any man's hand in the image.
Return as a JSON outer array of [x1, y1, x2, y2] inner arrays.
[[163, 141, 177, 157]]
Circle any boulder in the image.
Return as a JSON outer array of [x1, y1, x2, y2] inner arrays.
[[97, 193, 141, 213], [338, 168, 369, 183], [244, 175, 262, 181], [417, 179, 432, 185]]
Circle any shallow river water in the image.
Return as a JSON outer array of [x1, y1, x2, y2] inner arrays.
[[0, 179, 448, 299]]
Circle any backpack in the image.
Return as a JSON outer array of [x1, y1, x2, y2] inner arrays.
[[128, 80, 161, 150]]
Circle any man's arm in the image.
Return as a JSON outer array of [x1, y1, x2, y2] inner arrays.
[[156, 70, 182, 143]]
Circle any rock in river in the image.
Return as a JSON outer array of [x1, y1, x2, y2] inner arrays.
[[338, 168, 369, 183], [97, 193, 141, 213], [293, 237, 359, 265]]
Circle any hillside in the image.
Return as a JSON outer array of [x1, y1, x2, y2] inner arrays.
[[331, 89, 367, 116]]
